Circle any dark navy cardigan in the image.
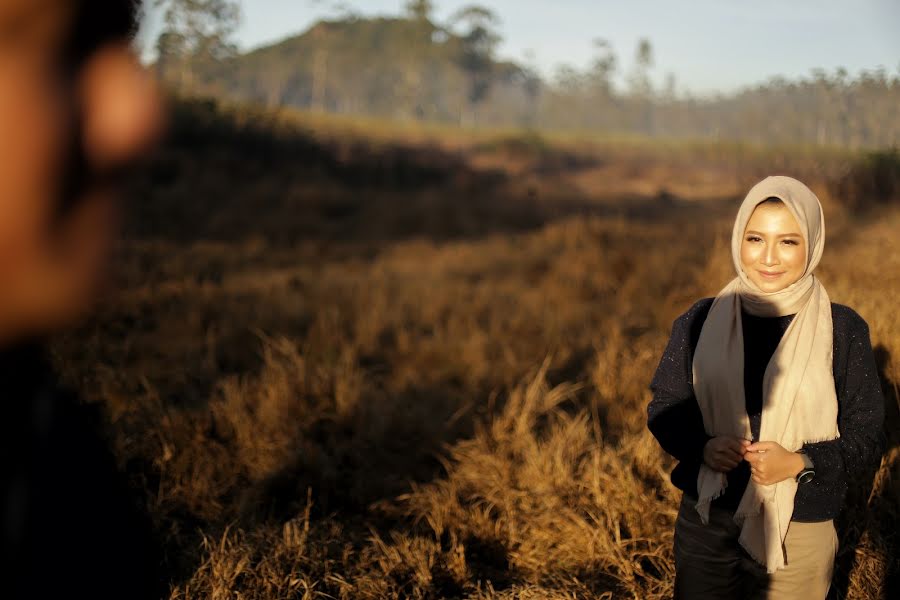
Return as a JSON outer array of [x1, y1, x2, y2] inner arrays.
[[647, 298, 886, 522]]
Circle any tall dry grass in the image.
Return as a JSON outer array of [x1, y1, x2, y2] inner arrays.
[[51, 102, 899, 598]]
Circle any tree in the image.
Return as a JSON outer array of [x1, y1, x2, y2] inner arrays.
[[627, 37, 653, 98], [154, 0, 242, 90], [511, 49, 542, 127], [627, 38, 654, 134], [405, 0, 435, 21], [450, 5, 501, 125], [589, 38, 617, 96], [662, 72, 677, 100], [397, 1, 439, 120]]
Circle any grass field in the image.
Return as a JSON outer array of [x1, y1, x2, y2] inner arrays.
[[52, 101, 899, 599]]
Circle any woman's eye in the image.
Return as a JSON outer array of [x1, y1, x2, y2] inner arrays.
[[746, 236, 762, 242], [782, 239, 798, 246]]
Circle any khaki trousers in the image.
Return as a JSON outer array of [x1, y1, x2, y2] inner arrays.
[[673, 495, 837, 600]]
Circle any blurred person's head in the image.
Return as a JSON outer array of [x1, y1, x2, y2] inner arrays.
[[0, 0, 162, 346]]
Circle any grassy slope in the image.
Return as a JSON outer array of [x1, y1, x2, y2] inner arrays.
[[53, 101, 899, 599]]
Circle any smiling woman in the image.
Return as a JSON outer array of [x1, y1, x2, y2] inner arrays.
[[647, 176, 885, 599], [740, 198, 807, 293]]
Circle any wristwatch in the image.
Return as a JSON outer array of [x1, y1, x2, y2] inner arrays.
[[795, 450, 815, 484]]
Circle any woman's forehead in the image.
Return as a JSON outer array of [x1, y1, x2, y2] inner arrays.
[[745, 202, 804, 234], [750, 201, 793, 218]]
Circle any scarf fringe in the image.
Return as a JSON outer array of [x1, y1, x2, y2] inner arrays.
[[797, 434, 841, 446], [695, 469, 728, 524], [738, 532, 781, 574]]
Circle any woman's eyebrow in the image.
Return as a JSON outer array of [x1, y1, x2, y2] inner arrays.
[[744, 229, 803, 238]]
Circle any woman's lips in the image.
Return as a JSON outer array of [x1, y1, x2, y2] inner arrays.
[[757, 270, 785, 279]]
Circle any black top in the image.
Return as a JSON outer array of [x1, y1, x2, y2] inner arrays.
[[647, 298, 886, 522], [0, 344, 165, 599]]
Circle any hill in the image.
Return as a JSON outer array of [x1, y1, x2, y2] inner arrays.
[[174, 15, 531, 127], [159, 9, 900, 148]]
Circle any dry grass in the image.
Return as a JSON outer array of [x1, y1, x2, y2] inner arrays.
[[51, 102, 899, 599]]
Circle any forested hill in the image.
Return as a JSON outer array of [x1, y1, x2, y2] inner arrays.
[[166, 15, 529, 127], [160, 12, 900, 149]]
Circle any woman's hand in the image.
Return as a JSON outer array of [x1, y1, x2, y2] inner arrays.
[[703, 436, 750, 472], [744, 441, 805, 485]]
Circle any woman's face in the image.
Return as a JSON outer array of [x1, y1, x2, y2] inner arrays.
[[740, 202, 807, 293]]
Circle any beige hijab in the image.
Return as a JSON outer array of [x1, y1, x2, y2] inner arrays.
[[692, 176, 839, 573]]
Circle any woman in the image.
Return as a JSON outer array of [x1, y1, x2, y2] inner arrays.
[[647, 176, 885, 599]]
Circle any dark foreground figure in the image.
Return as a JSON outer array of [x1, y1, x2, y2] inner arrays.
[[1, 346, 165, 598], [0, 1, 164, 597]]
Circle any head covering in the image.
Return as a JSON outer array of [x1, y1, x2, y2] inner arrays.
[[730, 176, 826, 318], [691, 176, 839, 573]]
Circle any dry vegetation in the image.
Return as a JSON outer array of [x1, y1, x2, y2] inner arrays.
[[52, 101, 899, 599]]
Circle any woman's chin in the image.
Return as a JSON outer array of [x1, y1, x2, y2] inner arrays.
[[752, 278, 789, 293]]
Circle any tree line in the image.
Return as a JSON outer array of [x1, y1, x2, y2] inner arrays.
[[152, 0, 900, 148]]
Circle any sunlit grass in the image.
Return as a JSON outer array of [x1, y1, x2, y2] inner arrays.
[[53, 100, 899, 598]]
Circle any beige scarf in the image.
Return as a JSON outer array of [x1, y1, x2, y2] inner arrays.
[[692, 176, 839, 573]]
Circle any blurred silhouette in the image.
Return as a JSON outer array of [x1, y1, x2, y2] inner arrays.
[[0, 1, 164, 598]]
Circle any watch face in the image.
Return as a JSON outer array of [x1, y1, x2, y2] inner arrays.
[[798, 470, 815, 484]]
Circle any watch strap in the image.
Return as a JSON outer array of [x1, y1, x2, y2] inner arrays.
[[796, 450, 815, 483]]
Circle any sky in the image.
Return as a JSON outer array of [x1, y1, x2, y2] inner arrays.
[[138, 0, 900, 96]]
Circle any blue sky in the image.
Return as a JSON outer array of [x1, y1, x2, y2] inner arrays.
[[138, 0, 900, 95]]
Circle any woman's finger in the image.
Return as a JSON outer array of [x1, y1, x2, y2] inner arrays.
[[718, 447, 743, 460], [723, 438, 746, 454]]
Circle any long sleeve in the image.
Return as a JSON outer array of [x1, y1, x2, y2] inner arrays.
[[648, 300, 714, 466], [795, 309, 886, 520]]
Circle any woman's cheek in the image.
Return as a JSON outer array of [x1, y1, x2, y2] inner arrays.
[[740, 244, 756, 268], [786, 247, 804, 272]]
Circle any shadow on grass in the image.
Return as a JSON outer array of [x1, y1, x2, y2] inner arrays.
[[124, 98, 731, 250]]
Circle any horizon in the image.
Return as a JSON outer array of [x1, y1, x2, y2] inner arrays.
[[138, 0, 900, 97]]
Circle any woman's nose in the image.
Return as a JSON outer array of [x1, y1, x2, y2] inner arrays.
[[78, 42, 164, 171], [761, 244, 778, 266]]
